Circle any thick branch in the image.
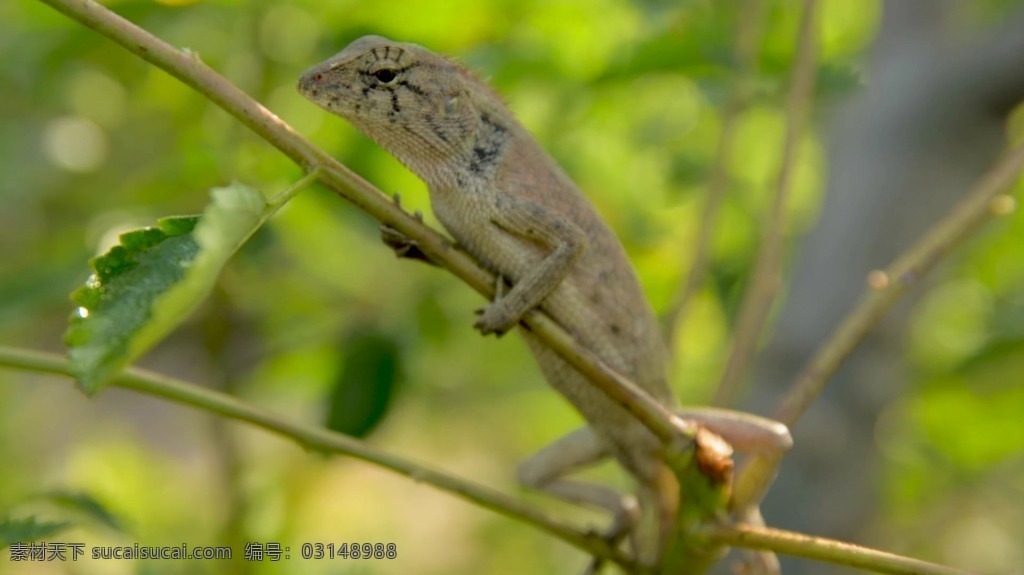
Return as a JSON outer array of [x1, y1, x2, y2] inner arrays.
[[34, 0, 689, 449], [0, 345, 640, 571]]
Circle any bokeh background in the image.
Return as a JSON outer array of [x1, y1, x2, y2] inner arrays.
[[1, 0, 1022, 574]]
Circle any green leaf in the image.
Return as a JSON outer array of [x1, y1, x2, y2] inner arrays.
[[0, 516, 72, 548], [65, 183, 268, 394], [40, 491, 124, 533], [324, 333, 402, 438]]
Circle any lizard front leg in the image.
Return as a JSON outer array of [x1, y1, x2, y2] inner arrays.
[[379, 193, 439, 265], [474, 193, 587, 335], [381, 224, 437, 265]]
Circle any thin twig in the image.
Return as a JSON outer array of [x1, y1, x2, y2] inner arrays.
[[0, 345, 641, 572], [701, 522, 979, 575], [733, 144, 1024, 512], [663, 0, 767, 348], [715, 0, 820, 406], [774, 168, 1022, 426], [2, 345, 988, 574], [34, 0, 690, 449]]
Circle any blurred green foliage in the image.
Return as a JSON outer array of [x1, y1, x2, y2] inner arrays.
[[324, 331, 402, 438], [0, 0, 1022, 574]]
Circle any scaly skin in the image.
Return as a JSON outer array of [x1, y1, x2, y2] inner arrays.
[[298, 35, 684, 560]]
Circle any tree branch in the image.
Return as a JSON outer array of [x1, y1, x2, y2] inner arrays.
[[0, 345, 641, 572], [2, 347, 985, 574], [733, 143, 1024, 512], [701, 522, 979, 575], [773, 159, 1022, 427], [29, 3, 1017, 572], [34, 0, 690, 451], [715, 0, 820, 406]]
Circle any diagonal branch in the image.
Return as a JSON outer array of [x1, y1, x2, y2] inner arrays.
[[34, 0, 691, 450], [733, 143, 1024, 513], [30, 3, 1018, 572], [0, 345, 641, 572], [4, 344, 986, 574]]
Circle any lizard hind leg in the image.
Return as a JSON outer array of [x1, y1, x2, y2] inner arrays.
[[517, 426, 641, 567]]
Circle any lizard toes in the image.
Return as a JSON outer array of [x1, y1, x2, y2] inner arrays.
[[473, 309, 513, 337], [472, 317, 498, 336], [380, 223, 405, 243], [380, 225, 435, 264]]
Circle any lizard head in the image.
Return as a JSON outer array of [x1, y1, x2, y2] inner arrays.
[[298, 36, 481, 171]]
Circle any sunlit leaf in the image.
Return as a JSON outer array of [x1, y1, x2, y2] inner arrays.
[[65, 183, 267, 394]]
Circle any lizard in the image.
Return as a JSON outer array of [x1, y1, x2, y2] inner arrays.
[[297, 35, 791, 565]]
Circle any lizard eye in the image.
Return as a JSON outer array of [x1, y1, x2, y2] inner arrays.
[[373, 68, 397, 84]]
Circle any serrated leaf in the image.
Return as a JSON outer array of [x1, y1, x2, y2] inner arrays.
[[324, 333, 402, 438], [65, 217, 199, 390], [65, 182, 269, 394], [0, 516, 72, 548]]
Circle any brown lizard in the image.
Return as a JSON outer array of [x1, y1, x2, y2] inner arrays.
[[297, 36, 791, 565]]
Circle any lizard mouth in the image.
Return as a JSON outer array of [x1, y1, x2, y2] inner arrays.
[[296, 69, 324, 98]]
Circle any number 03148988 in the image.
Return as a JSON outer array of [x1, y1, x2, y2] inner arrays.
[[300, 542, 397, 560]]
